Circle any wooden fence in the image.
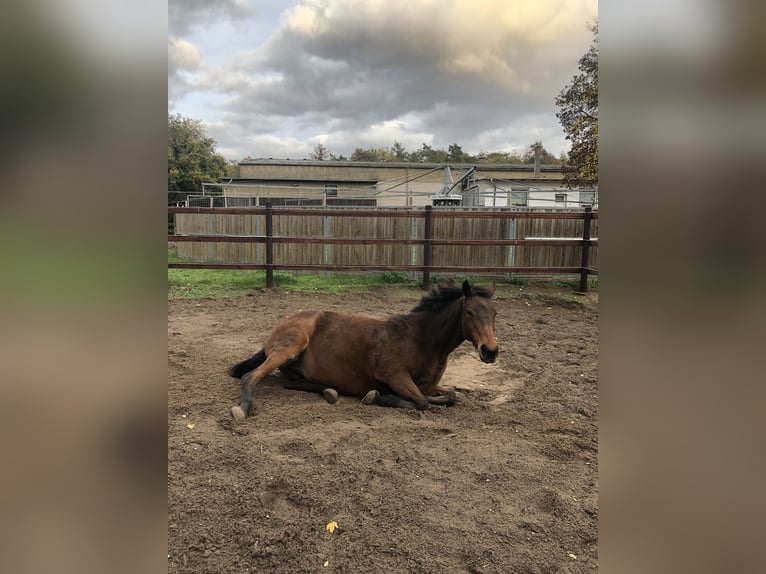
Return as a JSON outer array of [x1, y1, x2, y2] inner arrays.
[[168, 205, 598, 292]]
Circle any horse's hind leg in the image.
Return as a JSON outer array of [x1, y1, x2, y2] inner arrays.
[[230, 312, 321, 419], [230, 347, 307, 420], [229, 350, 266, 420], [232, 372, 255, 421], [282, 379, 339, 404]]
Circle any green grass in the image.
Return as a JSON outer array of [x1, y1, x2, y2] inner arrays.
[[168, 248, 419, 298], [168, 248, 598, 304], [167, 268, 418, 298], [551, 277, 599, 290]]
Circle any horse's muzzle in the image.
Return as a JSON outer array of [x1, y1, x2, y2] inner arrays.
[[479, 344, 498, 363]]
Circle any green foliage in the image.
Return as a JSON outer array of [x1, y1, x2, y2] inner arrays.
[[167, 267, 263, 298], [225, 159, 239, 178], [551, 277, 598, 290], [310, 143, 330, 160], [446, 143, 467, 163], [350, 147, 390, 161], [381, 271, 409, 284], [168, 113, 228, 199], [522, 141, 560, 165], [410, 143, 448, 163], [391, 141, 408, 161], [333, 141, 565, 166], [168, 249, 422, 298], [273, 271, 299, 285], [555, 23, 598, 187], [477, 150, 526, 164]]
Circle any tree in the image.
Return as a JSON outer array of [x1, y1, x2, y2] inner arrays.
[[310, 143, 331, 160], [522, 141, 560, 165], [481, 151, 524, 164], [447, 143, 467, 163], [350, 147, 395, 161], [555, 23, 598, 187], [411, 143, 447, 163], [168, 114, 227, 200], [351, 147, 381, 161], [226, 159, 239, 178], [390, 141, 408, 161]]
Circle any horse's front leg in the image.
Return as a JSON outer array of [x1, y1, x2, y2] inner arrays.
[[363, 373, 429, 411], [426, 386, 457, 407], [362, 391, 424, 410]]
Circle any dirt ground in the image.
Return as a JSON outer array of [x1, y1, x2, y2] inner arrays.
[[168, 285, 598, 573]]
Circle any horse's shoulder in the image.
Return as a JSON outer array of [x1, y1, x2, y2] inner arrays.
[[378, 313, 409, 332]]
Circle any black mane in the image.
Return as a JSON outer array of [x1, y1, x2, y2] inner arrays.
[[411, 283, 493, 313]]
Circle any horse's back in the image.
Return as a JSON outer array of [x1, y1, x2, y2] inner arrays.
[[295, 311, 387, 395]]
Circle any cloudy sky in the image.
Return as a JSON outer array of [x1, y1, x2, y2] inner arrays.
[[169, 0, 597, 162]]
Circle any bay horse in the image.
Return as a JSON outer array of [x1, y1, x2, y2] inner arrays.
[[228, 280, 498, 420]]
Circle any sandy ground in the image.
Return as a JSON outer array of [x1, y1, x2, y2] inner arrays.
[[168, 285, 598, 573]]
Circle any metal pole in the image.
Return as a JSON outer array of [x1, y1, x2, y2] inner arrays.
[[423, 205, 433, 290], [507, 214, 516, 281], [265, 201, 274, 288], [576, 205, 593, 294]]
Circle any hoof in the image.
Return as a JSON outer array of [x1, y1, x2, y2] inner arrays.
[[362, 390, 379, 405], [230, 405, 246, 421], [323, 388, 339, 404]]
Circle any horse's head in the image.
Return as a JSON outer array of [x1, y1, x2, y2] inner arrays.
[[460, 280, 499, 363]]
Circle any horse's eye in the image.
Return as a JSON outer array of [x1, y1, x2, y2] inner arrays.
[[465, 309, 474, 317]]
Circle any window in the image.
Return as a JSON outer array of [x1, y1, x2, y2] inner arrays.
[[325, 184, 338, 198], [259, 197, 322, 206], [554, 193, 567, 206], [510, 188, 528, 206], [580, 190, 596, 206], [326, 198, 376, 207]]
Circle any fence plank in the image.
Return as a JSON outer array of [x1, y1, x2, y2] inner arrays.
[[170, 206, 598, 287]]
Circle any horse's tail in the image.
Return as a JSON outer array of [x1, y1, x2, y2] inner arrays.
[[228, 349, 267, 379]]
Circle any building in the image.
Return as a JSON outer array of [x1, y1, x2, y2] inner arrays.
[[191, 159, 595, 209]]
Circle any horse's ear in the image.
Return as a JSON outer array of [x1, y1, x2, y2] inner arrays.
[[488, 283, 496, 297], [462, 280, 471, 297]]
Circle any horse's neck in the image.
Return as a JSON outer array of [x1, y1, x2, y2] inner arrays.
[[413, 300, 464, 358]]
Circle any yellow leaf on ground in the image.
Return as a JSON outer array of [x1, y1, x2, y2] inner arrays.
[[325, 521, 338, 534], [186, 423, 195, 429]]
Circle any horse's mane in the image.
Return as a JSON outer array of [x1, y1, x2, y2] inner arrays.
[[411, 283, 493, 313]]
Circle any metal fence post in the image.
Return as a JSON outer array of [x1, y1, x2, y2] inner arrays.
[[576, 205, 593, 294], [506, 212, 517, 280], [422, 205, 433, 291], [265, 201, 274, 288]]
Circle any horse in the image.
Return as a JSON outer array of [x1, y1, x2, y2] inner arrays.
[[228, 280, 498, 420]]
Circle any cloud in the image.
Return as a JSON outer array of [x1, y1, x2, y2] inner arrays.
[[277, 0, 595, 92], [170, 0, 597, 159], [168, 0, 251, 37], [168, 37, 203, 104], [323, 119, 435, 153], [168, 37, 201, 74]]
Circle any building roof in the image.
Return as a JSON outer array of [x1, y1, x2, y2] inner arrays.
[[237, 158, 564, 173]]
